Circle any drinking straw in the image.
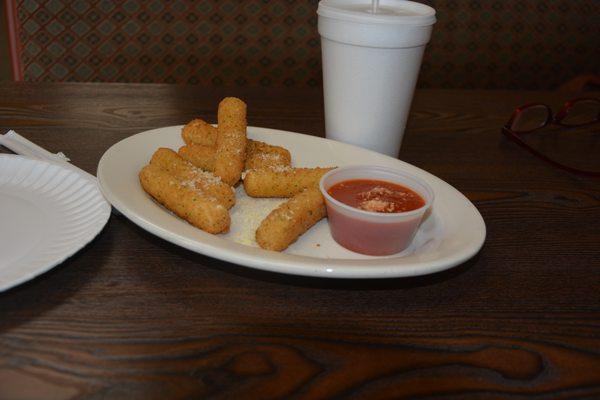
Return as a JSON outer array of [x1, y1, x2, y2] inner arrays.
[[371, 0, 379, 14]]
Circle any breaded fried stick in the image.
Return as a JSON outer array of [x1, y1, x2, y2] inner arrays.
[[179, 139, 291, 172], [245, 140, 292, 171], [139, 164, 230, 234], [243, 167, 334, 198], [182, 119, 217, 146], [256, 186, 326, 251], [214, 97, 247, 186], [178, 143, 216, 171], [150, 148, 235, 209]]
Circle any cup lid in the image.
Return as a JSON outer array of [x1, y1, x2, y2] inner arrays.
[[318, 0, 436, 26]]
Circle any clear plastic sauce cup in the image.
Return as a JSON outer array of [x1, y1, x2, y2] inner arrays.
[[319, 165, 434, 256]]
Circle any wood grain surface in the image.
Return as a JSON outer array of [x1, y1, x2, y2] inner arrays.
[[0, 82, 599, 399]]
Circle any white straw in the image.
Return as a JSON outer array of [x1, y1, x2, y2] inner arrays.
[[0, 130, 96, 181], [371, 0, 379, 14], [1, 130, 69, 162]]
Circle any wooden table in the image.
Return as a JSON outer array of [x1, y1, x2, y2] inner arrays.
[[1, 83, 598, 399]]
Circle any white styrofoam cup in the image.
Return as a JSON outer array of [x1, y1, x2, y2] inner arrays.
[[318, 0, 436, 157]]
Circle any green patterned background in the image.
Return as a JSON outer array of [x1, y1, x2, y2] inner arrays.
[[8, 0, 600, 89]]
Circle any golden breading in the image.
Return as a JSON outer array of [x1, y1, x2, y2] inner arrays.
[[181, 119, 218, 146], [245, 140, 292, 171], [149, 148, 235, 209], [214, 97, 247, 186], [178, 144, 216, 171], [243, 167, 335, 198], [139, 164, 230, 234], [256, 186, 326, 251], [179, 139, 291, 172]]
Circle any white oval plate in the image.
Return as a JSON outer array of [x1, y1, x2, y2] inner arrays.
[[0, 155, 111, 291], [97, 126, 485, 278]]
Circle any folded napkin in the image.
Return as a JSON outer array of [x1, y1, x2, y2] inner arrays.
[[0, 130, 95, 181]]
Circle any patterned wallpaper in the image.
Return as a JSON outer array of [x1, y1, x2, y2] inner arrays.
[[11, 0, 600, 89], [423, 0, 599, 89]]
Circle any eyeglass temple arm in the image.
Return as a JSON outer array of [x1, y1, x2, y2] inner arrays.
[[501, 127, 600, 178]]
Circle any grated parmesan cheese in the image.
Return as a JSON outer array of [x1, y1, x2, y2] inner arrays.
[[226, 189, 285, 246], [359, 199, 396, 213]]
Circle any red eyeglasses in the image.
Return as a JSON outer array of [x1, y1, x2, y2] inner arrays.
[[502, 97, 600, 178]]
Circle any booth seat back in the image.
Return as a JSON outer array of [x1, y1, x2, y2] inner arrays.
[[8, 0, 599, 89]]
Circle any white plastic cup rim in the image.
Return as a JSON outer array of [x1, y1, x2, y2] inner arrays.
[[319, 165, 434, 222]]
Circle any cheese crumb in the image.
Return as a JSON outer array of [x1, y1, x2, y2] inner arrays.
[[359, 199, 396, 213]]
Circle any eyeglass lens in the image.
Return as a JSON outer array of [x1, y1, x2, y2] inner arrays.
[[560, 99, 600, 126], [510, 104, 549, 132]]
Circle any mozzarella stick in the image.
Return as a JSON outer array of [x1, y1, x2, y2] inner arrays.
[[178, 144, 216, 171], [150, 148, 235, 209], [256, 186, 326, 251], [180, 139, 291, 173], [214, 97, 247, 186], [181, 119, 218, 146], [139, 164, 230, 234], [245, 140, 292, 171], [243, 167, 334, 198]]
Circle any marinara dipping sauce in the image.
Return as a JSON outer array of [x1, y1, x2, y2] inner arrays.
[[319, 166, 434, 256], [327, 180, 425, 213]]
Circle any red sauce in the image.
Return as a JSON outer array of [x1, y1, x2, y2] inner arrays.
[[327, 179, 425, 213]]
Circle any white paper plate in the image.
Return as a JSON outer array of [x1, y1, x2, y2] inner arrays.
[[0, 155, 111, 291], [97, 126, 485, 278]]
